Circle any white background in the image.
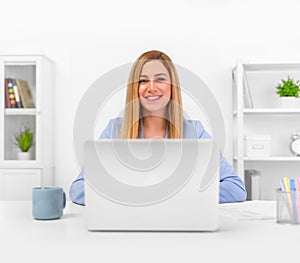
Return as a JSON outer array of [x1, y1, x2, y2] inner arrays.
[[1, 0, 300, 197]]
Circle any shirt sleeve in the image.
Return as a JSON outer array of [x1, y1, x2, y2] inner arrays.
[[69, 119, 118, 205], [195, 121, 247, 203], [69, 170, 85, 205]]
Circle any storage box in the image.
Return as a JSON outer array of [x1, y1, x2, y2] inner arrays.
[[244, 135, 271, 157]]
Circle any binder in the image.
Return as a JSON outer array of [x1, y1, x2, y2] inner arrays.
[[245, 169, 261, 200]]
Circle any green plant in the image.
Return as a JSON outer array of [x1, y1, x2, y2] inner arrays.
[[14, 126, 34, 152], [276, 76, 300, 97]]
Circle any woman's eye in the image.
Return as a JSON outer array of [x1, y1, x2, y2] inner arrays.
[[139, 79, 148, 83], [157, 77, 166, 82]]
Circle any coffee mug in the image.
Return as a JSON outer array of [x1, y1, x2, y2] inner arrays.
[[32, 187, 66, 220]]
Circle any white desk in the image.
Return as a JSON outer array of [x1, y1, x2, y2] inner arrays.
[[0, 201, 299, 263]]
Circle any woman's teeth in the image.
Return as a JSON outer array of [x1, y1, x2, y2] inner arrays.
[[145, 95, 161, 101]]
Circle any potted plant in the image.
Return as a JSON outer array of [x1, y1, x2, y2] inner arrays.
[[14, 125, 34, 160], [276, 76, 300, 108]]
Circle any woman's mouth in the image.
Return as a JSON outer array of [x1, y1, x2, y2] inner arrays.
[[144, 95, 162, 101]]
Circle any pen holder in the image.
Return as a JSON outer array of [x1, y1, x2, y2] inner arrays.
[[276, 189, 300, 224]]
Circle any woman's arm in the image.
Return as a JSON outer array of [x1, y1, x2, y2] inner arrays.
[[195, 121, 247, 203], [69, 118, 122, 205], [69, 170, 85, 205], [219, 156, 247, 203]]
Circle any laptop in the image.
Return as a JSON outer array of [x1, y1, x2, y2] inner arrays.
[[84, 139, 219, 231]]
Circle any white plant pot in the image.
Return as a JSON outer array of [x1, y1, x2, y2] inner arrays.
[[17, 152, 31, 160], [280, 97, 297, 108]]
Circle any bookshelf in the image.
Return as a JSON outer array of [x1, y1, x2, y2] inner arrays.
[[232, 63, 300, 200], [0, 55, 54, 200]]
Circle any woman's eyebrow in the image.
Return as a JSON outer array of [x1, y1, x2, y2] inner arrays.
[[139, 73, 167, 78], [155, 73, 167, 77]]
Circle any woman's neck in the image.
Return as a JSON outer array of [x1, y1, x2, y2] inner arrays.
[[142, 115, 167, 139]]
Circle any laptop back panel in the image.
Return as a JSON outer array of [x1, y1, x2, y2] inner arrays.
[[84, 139, 219, 231]]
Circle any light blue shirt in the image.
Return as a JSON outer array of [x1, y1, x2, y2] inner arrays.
[[69, 118, 247, 205]]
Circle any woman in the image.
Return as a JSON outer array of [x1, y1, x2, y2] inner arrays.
[[69, 50, 246, 205]]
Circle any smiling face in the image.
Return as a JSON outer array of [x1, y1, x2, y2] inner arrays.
[[138, 60, 171, 116]]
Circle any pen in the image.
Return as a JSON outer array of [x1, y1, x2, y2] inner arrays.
[[283, 177, 291, 191], [282, 177, 294, 219], [295, 178, 300, 223], [290, 179, 298, 223], [280, 178, 292, 217], [280, 178, 285, 191]]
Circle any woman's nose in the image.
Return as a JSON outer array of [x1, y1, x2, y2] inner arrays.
[[148, 80, 157, 91]]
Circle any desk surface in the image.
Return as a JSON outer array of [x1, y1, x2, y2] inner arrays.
[[0, 201, 299, 263]]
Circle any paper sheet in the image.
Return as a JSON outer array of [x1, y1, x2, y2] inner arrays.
[[218, 200, 276, 220]]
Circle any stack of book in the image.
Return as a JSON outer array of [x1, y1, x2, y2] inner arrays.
[[4, 78, 35, 108]]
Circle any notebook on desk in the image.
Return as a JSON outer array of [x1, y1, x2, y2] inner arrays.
[[84, 139, 219, 231]]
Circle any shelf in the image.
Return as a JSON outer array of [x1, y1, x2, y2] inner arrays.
[[244, 108, 300, 114], [0, 55, 54, 200], [234, 156, 300, 161], [4, 109, 39, 115], [243, 63, 300, 72], [4, 61, 36, 66], [233, 109, 300, 116], [0, 161, 42, 169], [233, 62, 300, 200]]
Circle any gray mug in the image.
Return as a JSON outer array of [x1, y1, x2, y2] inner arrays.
[[32, 187, 66, 220]]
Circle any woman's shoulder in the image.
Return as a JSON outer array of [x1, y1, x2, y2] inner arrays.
[[100, 117, 123, 138], [183, 119, 205, 138], [109, 117, 123, 126], [183, 119, 204, 127]]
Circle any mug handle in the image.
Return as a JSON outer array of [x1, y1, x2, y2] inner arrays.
[[62, 191, 66, 209]]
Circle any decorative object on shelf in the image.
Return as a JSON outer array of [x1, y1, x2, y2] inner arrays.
[[14, 125, 34, 160], [289, 131, 300, 156], [17, 152, 31, 160], [281, 96, 298, 108], [244, 135, 272, 158], [275, 76, 300, 108]]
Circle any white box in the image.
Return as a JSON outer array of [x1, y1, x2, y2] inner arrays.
[[244, 135, 271, 157]]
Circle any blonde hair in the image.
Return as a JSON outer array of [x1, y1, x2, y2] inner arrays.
[[120, 50, 183, 138]]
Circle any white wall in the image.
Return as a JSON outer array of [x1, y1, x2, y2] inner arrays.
[[1, 0, 300, 197]]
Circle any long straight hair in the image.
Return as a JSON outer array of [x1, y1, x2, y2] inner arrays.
[[120, 50, 183, 138]]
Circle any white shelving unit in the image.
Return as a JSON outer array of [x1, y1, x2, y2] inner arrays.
[[233, 63, 300, 200], [0, 55, 54, 200]]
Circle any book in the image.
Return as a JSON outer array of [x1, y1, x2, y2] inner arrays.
[[6, 78, 17, 108], [16, 79, 35, 108], [4, 78, 11, 108], [12, 79, 23, 108]]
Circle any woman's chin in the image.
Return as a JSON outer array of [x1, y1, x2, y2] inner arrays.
[[142, 100, 169, 110], [142, 108, 168, 118]]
